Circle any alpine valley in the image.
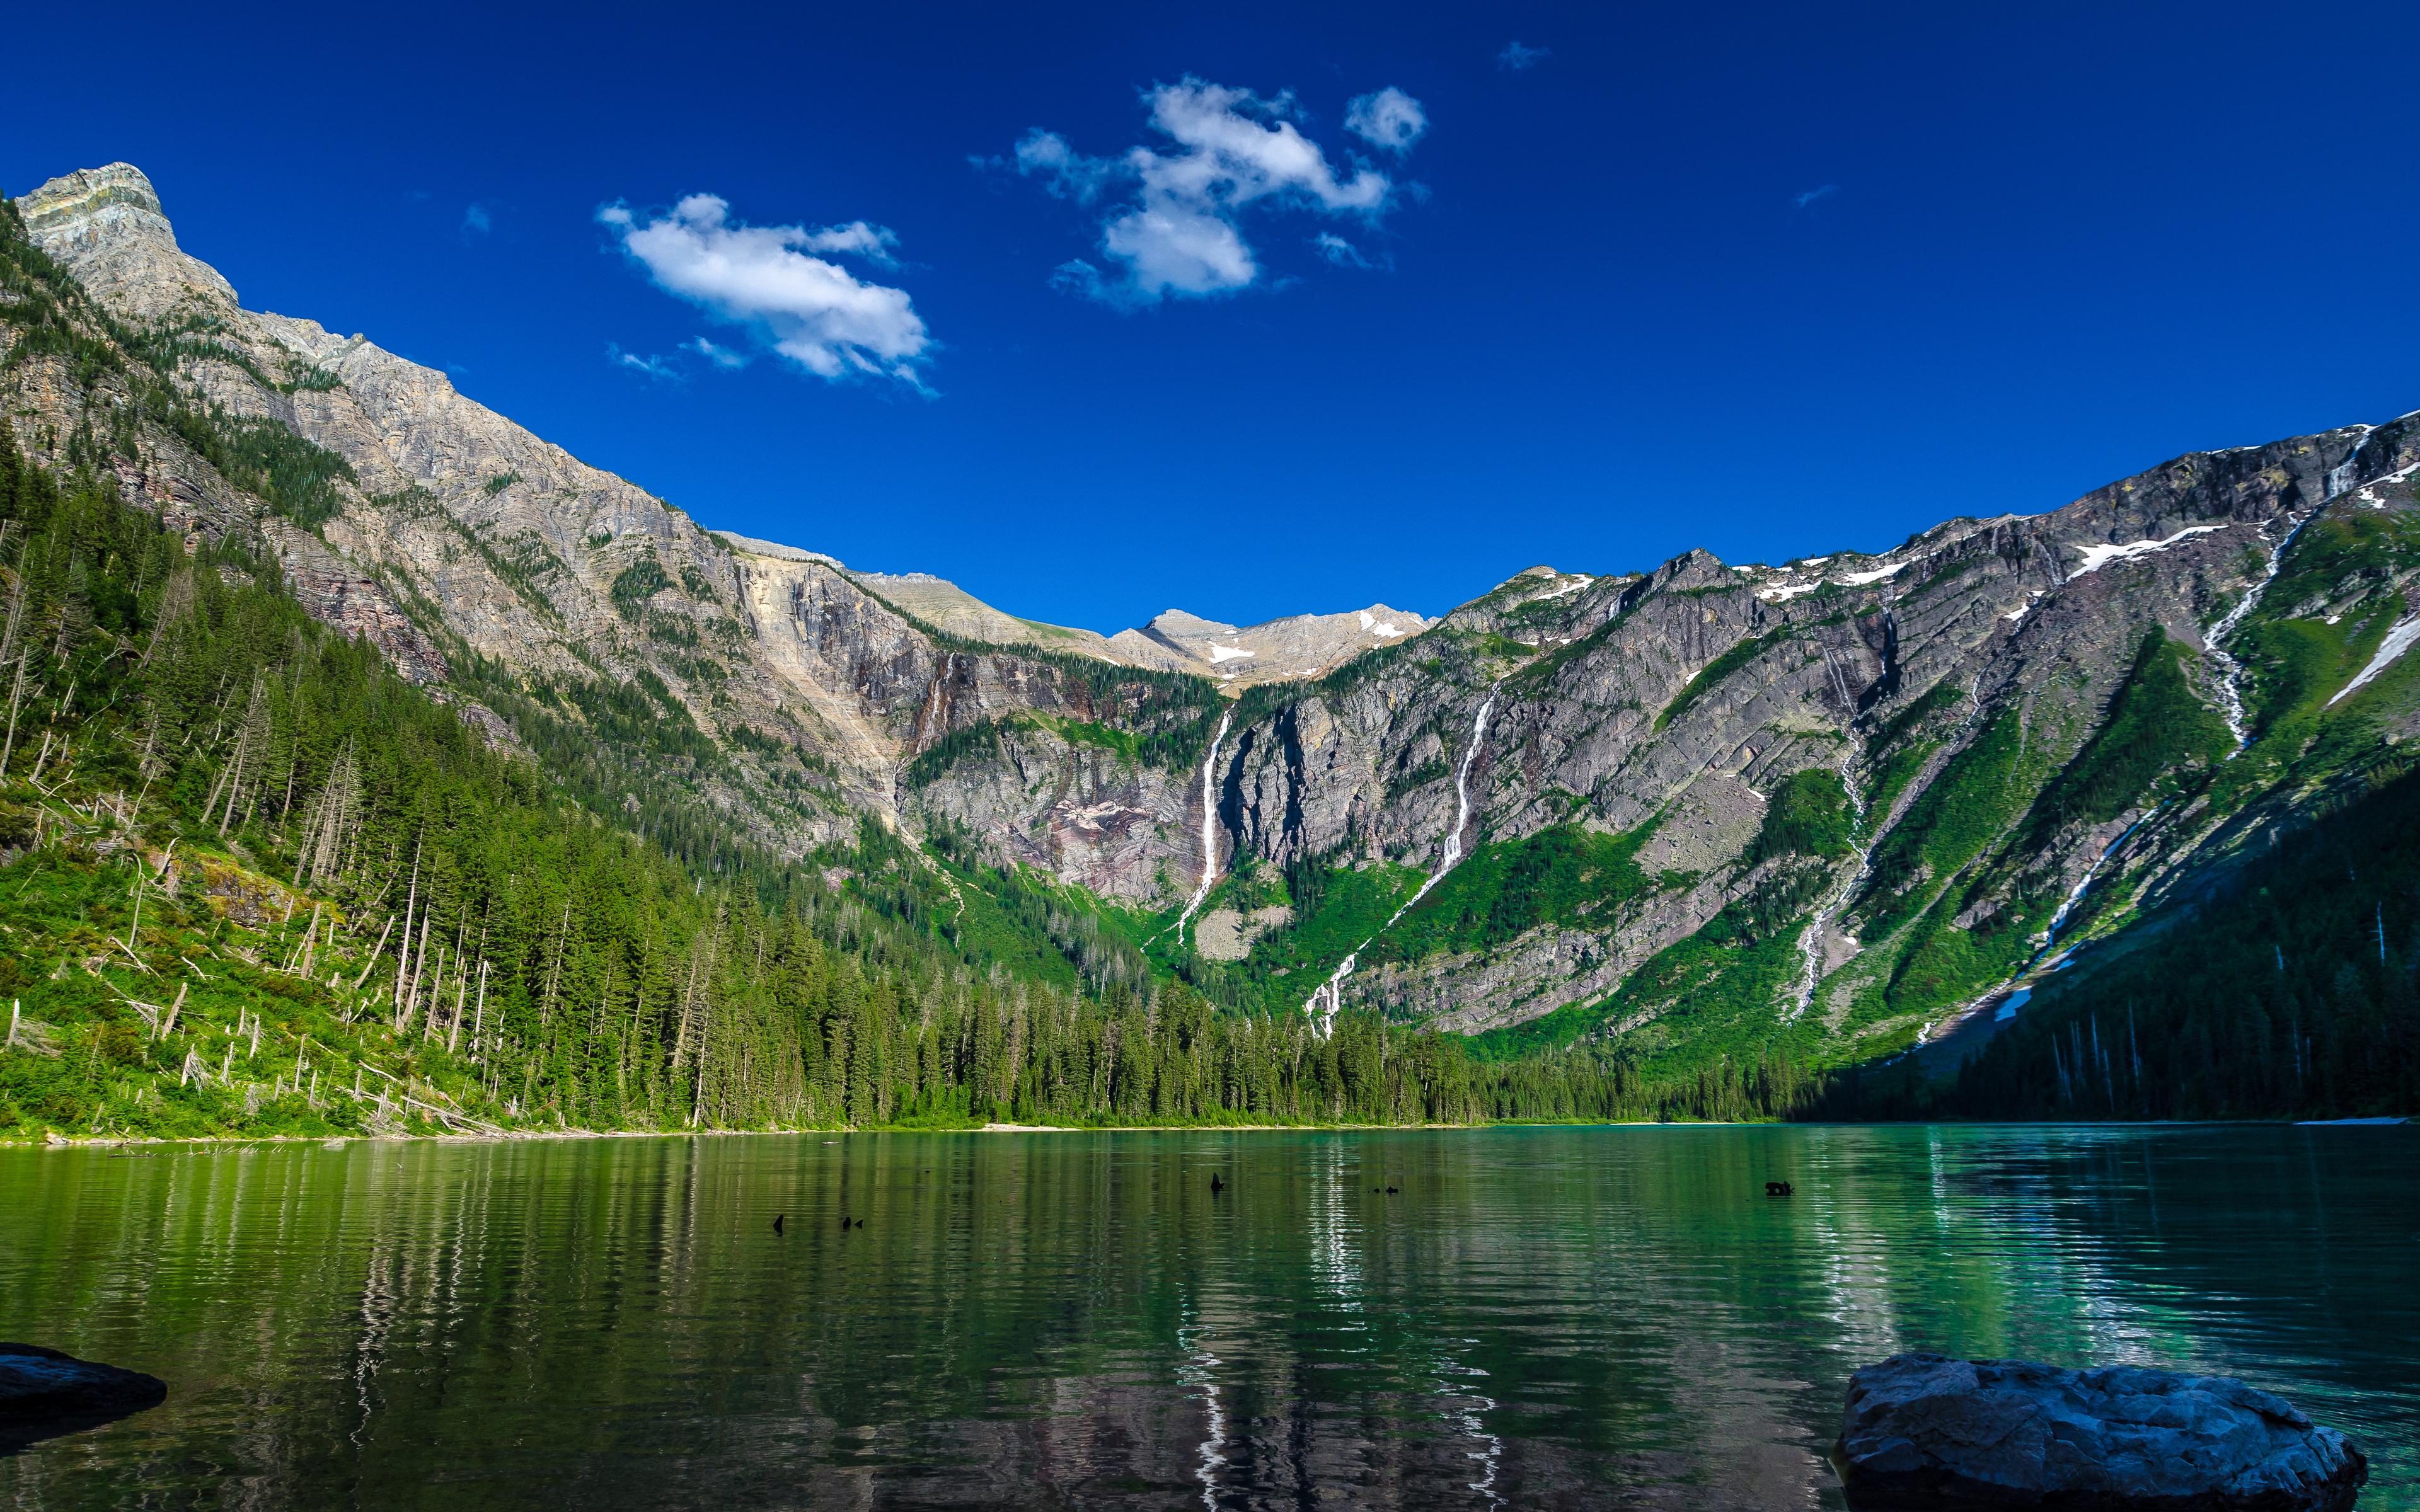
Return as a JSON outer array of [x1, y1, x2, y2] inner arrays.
[[3, 161, 2416, 1140]]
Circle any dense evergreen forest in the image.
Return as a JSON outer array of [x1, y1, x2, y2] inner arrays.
[[0, 189, 1836, 1142], [0, 192, 2406, 1142], [0, 415, 1842, 1138], [1883, 761, 2420, 1120]]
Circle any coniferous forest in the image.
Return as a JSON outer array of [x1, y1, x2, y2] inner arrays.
[[0, 185, 2410, 1143], [0, 268, 1823, 1140]]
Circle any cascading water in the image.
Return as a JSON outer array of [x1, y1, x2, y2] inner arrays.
[[1918, 810, 2155, 1046], [1788, 753, 1871, 1021], [1170, 710, 1235, 946], [2039, 810, 2154, 957], [1303, 684, 1501, 1037], [2206, 430, 2373, 753]]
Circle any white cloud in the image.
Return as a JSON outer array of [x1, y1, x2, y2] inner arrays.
[[1497, 41, 1550, 71], [794, 220, 899, 263], [684, 336, 746, 369], [609, 345, 677, 380], [1344, 88, 1427, 154], [1795, 184, 1840, 209], [598, 194, 931, 386], [461, 203, 492, 238], [1010, 77, 1420, 306], [1312, 232, 1371, 268]]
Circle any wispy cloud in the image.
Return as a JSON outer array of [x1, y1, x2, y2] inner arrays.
[[1794, 183, 1840, 209], [598, 194, 931, 386], [1006, 77, 1422, 307], [685, 336, 746, 369], [1497, 41, 1550, 71], [460, 203, 493, 239], [1344, 87, 1427, 154], [1311, 232, 1372, 268], [609, 345, 678, 381]]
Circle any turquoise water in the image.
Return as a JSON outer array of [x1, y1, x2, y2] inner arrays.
[[2, 1125, 2411, 1508]]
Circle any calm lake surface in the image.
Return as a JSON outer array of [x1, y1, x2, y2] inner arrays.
[[2, 1125, 2412, 1509]]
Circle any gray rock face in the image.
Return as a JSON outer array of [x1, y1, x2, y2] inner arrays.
[[0, 1342, 168, 1452], [11, 158, 2420, 1068], [1835, 1353, 2366, 1511], [1112, 603, 1432, 687]]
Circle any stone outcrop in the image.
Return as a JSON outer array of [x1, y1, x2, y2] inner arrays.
[[1835, 1353, 2366, 1511], [1110, 604, 1434, 687], [0, 1342, 168, 1452]]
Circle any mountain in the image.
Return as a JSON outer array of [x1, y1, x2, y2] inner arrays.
[[9, 160, 2417, 1118], [1109, 603, 1435, 687]]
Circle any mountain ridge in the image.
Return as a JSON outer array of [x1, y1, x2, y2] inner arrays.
[[11, 158, 2417, 1088]]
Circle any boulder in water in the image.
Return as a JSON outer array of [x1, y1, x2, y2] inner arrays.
[[0, 1343, 167, 1454], [1835, 1353, 2365, 1511]]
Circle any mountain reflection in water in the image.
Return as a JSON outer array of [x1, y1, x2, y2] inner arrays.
[[3, 1125, 2412, 1509]]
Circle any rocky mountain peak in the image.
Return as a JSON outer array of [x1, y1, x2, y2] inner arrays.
[[20, 162, 164, 222], [1113, 602, 1434, 688], [17, 163, 238, 321]]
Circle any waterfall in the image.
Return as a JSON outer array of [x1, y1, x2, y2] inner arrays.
[[1304, 684, 1501, 1037], [1787, 752, 1871, 1021], [2207, 430, 2370, 753], [1170, 709, 1235, 946], [2041, 811, 2152, 953]]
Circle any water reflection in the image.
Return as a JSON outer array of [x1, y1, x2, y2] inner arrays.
[[1, 1126, 2411, 1509]]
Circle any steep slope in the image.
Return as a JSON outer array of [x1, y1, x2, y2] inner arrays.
[[4, 198, 1663, 1142], [13, 158, 2416, 1100], [15, 164, 1221, 891], [1134, 418, 2420, 1076]]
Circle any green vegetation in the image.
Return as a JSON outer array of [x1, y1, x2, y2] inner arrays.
[[1473, 862, 1831, 1072], [2016, 633, 2227, 851], [1748, 767, 1855, 864], [1855, 710, 2037, 942], [1846, 758, 2420, 1121], [902, 718, 1005, 788], [1361, 822, 1657, 969], [1656, 629, 1787, 731], [609, 553, 671, 616], [482, 472, 521, 496]]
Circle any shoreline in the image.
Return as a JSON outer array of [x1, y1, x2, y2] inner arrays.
[[1, 1114, 2407, 1152]]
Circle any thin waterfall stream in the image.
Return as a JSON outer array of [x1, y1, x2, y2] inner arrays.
[[1169, 709, 1235, 946], [1788, 751, 1871, 1021], [1305, 683, 1501, 1037], [2207, 429, 2373, 753]]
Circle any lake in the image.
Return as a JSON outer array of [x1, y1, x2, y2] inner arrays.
[[2, 1125, 2411, 1508]]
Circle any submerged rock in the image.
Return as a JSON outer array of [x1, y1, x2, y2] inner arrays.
[[1836, 1353, 2365, 1511], [0, 1343, 167, 1454]]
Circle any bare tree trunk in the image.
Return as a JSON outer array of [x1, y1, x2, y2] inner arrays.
[[0, 653, 25, 776]]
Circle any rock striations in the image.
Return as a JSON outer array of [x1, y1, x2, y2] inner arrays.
[[10, 159, 2420, 1072]]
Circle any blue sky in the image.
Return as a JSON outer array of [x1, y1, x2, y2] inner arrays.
[[7, 0, 2416, 633]]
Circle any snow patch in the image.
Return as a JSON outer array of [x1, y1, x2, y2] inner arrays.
[[2328, 616, 2420, 706], [2003, 590, 2045, 624], [1756, 581, 1822, 603], [2068, 524, 2227, 578], [1206, 643, 1255, 663], [1838, 561, 1907, 586]]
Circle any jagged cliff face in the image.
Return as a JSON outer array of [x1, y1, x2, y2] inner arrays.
[[12, 164, 1219, 879], [13, 161, 2418, 1067]]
